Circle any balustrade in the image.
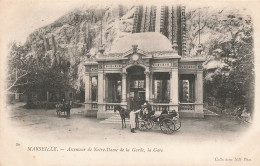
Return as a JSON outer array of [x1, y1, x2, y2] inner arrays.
[[179, 103, 195, 110], [151, 104, 170, 111], [105, 104, 116, 111], [91, 103, 98, 109], [105, 103, 125, 111]]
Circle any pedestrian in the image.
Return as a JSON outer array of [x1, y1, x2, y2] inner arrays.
[[130, 109, 141, 133]]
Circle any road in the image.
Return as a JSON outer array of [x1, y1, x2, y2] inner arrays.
[[6, 102, 250, 142], [1, 102, 255, 166]]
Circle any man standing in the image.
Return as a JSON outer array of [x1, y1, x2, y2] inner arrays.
[[130, 109, 141, 133]]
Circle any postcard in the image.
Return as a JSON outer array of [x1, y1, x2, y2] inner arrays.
[[0, 0, 259, 165]]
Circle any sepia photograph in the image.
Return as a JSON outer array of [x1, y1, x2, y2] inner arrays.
[[0, 0, 259, 165]]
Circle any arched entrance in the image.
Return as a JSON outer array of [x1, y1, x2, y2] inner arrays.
[[126, 66, 146, 110]]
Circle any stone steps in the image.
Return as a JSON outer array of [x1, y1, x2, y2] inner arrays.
[[100, 114, 130, 124]]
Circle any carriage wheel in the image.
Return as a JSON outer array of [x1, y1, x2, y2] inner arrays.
[[160, 119, 175, 134], [138, 120, 146, 131], [172, 117, 181, 131], [145, 119, 154, 130]]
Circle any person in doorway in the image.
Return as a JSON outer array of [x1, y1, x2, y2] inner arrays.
[[130, 109, 141, 133]]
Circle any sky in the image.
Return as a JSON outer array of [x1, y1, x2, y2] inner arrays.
[[4, 0, 128, 44], [6, 2, 82, 44]]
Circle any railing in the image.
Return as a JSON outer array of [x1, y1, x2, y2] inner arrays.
[[179, 103, 195, 110], [151, 104, 171, 111], [85, 102, 98, 110], [105, 103, 123, 111], [86, 102, 197, 112], [85, 102, 126, 111], [91, 102, 98, 109], [106, 104, 115, 111]]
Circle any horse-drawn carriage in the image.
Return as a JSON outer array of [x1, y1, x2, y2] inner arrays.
[[114, 105, 181, 134], [56, 102, 72, 117], [138, 110, 181, 134]]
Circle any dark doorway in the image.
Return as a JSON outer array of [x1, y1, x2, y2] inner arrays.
[[127, 66, 146, 110]]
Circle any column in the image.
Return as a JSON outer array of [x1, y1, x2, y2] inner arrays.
[[98, 71, 104, 111], [105, 74, 109, 101], [85, 73, 90, 110], [194, 71, 204, 117], [103, 73, 107, 102], [121, 72, 127, 104], [170, 69, 179, 111], [149, 72, 153, 102], [196, 71, 203, 104], [145, 71, 150, 101]]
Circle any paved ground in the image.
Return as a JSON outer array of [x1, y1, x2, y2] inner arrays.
[[6, 102, 250, 143]]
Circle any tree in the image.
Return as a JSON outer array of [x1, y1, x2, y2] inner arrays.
[[227, 53, 254, 112], [204, 13, 254, 114], [7, 42, 31, 92], [8, 42, 72, 103]]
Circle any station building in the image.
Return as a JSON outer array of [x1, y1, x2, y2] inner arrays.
[[84, 6, 205, 119]]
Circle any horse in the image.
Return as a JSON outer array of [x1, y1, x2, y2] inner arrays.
[[56, 102, 72, 117], [114, 105, 131, 128], [114, 105, 142, 129]]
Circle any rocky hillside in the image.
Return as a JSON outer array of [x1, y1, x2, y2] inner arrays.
[[21, 5, 135, 90], [186, 6, 252, 57], [19, 5, 252, 91]]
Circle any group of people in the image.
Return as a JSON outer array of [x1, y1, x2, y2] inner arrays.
[[56, 99, 72, 117], [129, 101, 153, 133]]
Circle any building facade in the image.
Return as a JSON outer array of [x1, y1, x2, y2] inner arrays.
[[84, 5, 205, 119]]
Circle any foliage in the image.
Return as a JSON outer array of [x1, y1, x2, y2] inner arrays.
[[8, 42, 71, 103], [204, 13, 254, 113], [228, 53, 254, 112], [7, 42, 30, 91], [24, 101, 82, 109]]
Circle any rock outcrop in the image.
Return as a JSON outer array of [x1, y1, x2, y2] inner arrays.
[[19, 5, 252, 91]]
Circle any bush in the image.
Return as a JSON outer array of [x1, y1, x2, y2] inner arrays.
[[24, 101, 57, 109], [72, 103, 82, 108], [24, 101, 82, 109]]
